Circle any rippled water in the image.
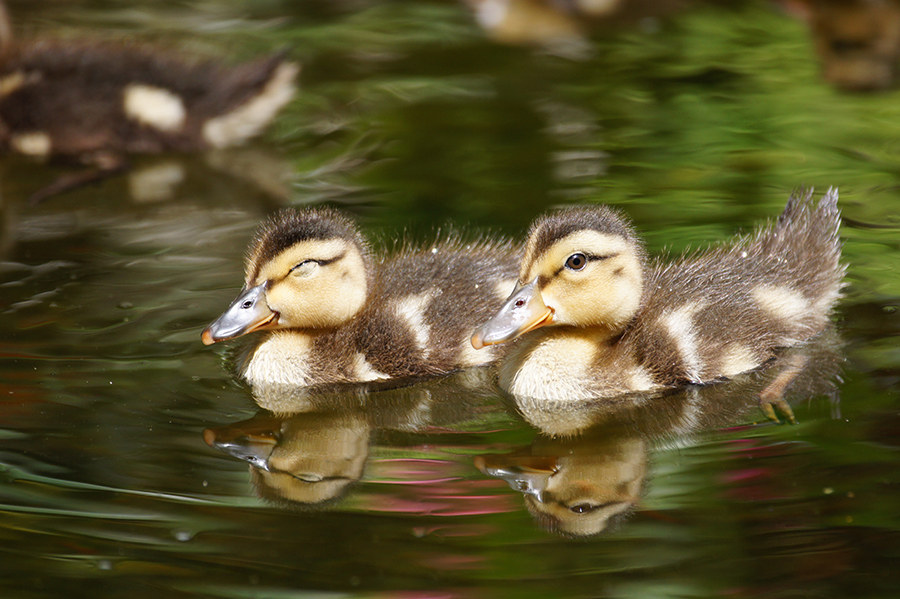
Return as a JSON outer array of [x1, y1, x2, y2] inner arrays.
[[2, 1, 899, 598]]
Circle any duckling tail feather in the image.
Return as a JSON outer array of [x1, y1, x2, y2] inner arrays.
[[770, 187, 845, 316]]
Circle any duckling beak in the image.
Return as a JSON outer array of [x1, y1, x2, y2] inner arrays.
[[203, 428, 278, 472], [201, 282, 278, 345], [471, 279, 554, 349]]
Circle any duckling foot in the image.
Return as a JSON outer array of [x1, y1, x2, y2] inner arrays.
[[758, 354, 808, 424], [759, 394, 797, 425]]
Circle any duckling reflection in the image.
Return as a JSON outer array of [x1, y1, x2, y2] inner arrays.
[[476, 331, 843, 537], [476, 433, 647, 537], [204, 370, 498, 508], [205, 409, 369, 508]]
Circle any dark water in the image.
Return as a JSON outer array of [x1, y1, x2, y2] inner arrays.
[[2, 1, 899, 597]]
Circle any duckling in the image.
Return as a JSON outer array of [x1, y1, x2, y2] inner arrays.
[[472, 189, 844, 402], [202, 207, 519, 387], [0, 3, 297, 199], [0, 43, 297, 158]]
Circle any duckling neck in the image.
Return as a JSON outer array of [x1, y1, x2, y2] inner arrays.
[[498, 325, 652, 401], [240, 330, 315, 386], [241, 327, 354, 387]]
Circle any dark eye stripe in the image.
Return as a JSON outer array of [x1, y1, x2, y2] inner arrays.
[[287, 251, 346, 274], [550, 252, 618, 278]]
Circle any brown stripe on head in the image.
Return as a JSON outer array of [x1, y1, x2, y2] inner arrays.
[[245, 207, 369, 283], [521, 205, 637, 281]]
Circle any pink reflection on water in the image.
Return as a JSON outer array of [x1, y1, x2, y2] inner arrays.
[[418, 552, 487, 571], [719, 437, 806, 502], [371, 589, 485, 599], [359, 457, 516, 516]]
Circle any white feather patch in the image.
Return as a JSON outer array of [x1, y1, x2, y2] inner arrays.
[[0, 71, 26, 97], [11, 132, 51, 156], [202, 62, 298, 148], [660, 302, 704, 383], [752, 285, 810, 322], [719, 343, 759, 377], [394, 292, 433, 357], [123, 84, 186, 132], [627, 365, 656, 391], [352, 353, 391, 382], [474, 0, 509, 29]]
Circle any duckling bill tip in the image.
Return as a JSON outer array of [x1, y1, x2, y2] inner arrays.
[[471, 331, 486, 350], [201, 327, 217, 346]]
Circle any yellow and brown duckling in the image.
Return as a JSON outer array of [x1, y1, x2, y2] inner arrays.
[[472, 189, 844, 402], [202, 207, 519, 387]]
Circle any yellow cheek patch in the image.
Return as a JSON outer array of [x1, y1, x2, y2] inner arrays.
[[261, 241, 368, 329]]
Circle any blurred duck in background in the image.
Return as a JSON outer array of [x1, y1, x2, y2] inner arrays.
[[466, 0, 900, 92], [780, 0, 900, 91], [0, 0, 298, 200], [463, 0, 688, 46]]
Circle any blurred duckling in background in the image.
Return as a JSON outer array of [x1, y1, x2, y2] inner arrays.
[[202, 207, 519, 387], [472, 189, 844, 404], [0, 0, 297, 200], [780, 0, 900, 92], [464, 0, 688, 47]]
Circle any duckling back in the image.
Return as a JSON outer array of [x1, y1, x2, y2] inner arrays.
[[629, 188, 844, 385], [355, 236, 520, 379]]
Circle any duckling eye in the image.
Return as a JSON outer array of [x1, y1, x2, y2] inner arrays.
[[290, 260, 318, 277], [569, 502, 603, 514], [565, 253, 587, 271]]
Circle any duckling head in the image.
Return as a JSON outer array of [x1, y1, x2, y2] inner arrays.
[[202, 208, 370, 345], [472, 206, 643, 348]]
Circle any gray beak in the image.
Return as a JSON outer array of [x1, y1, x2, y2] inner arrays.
[[471, 279, 554, 349], [201, 282, 276, 345]]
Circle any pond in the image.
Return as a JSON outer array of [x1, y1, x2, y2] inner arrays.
[[1, 1, 899, 597]]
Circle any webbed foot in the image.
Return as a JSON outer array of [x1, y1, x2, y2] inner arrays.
[[759, 393, 797, 424], [758, 353, 808, 424]]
